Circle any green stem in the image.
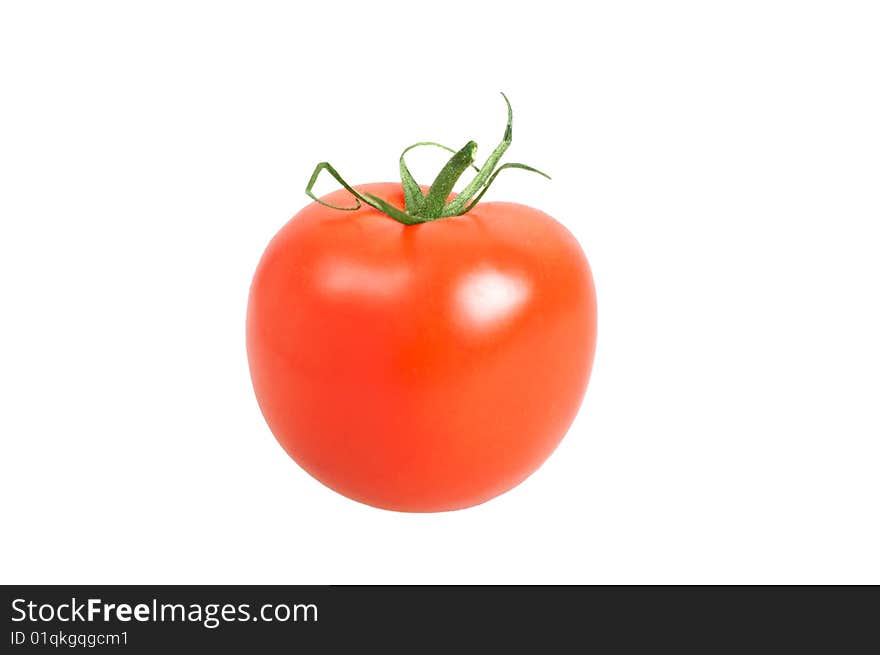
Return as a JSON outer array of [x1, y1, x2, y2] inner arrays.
[[440, 93, 514, 217], [399, 142, 481, 215], [416, 141, 477, 220], [304, 93, 549, 225]]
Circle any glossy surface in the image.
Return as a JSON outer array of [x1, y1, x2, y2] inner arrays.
[[247, 183, 597, 511]]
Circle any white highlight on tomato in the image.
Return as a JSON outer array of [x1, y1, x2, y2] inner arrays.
[[319, 260, 410, 298], [456, 268, 530, 329]]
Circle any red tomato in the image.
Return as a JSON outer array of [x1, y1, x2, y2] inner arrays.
[[247, 182, 596, 511]]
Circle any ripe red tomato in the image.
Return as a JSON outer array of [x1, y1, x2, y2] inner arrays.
[[247, 182, 597, 511]]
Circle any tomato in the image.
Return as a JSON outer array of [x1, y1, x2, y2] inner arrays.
[[247, 182, 597, 512], [247, 95, 597, 511]]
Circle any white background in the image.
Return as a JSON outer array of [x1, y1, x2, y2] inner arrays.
[[1, 1, 878, 584]]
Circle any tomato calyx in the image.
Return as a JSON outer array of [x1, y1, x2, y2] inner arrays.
[[304, 93, 551, 225]]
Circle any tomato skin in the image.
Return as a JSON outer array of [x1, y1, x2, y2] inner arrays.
[[247, 182, 597, 511]]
